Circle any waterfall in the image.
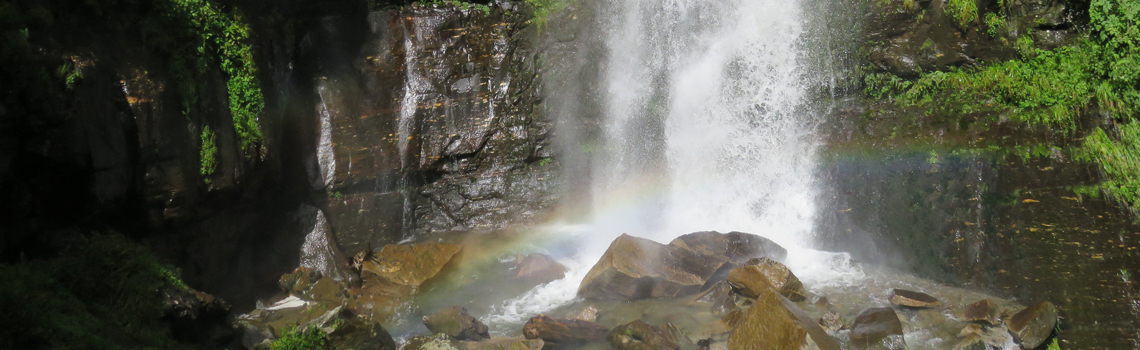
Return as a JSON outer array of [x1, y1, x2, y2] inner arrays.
[[588, 0, 816, 249], [486, 0, 845, 326]]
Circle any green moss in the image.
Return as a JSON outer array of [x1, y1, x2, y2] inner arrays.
[[200, 125, 218, 182], [527, 0, 576, 29], [0, 234, 194, 350], [270, 326, 329, 350], [945, 0, 978, 30]]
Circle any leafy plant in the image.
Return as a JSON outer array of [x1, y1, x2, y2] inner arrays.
[[945, 0, 978, 30], [200, 125, 218, 182], [984, 12, 1006, 37], [271, 325, 329, 350]]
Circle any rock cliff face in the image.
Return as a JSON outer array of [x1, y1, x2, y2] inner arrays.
[[314, 4, 557, 253], [0, 0, 558, 310]]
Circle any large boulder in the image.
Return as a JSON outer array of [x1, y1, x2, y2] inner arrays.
[[1006, 301, 1058, 349], [328, 318, 399, 350], [514, 253, 568, 284], [424, 306, 491, 341], [362, 243, 462, 289], [608, 320, 694, 350], [578, 234, 727, 300], [460, 338, 546, 350], [727, 291, 839, 350], [725, 258, 806, 301], [849, 308, 906, 350], [238, 304, 396, 350], [889, 289, 940, 309], [522, 315, 610, 349], [669, 231, 787, 263], [402, 334, 463, 350]]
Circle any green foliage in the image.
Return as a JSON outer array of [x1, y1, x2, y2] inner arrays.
[[270, 326, 329, 350], [157, 0, 265, 158], [200, 125, 218, 182], [863, 72, 913, 100], [1075, 124, 1140, 210], [945, 0, 978, 30], [984, 12, 1006, 37], [0, 234, 193, 350], [527, 0, 576, 29], [1015, 34, 1037, 57], [423, 0, 492, 15]]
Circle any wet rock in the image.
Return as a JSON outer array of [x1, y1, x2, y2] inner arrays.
[[727, 291, 839, 350], [725, 258, 806, 301], [1006, 301, 1058, 349], [278, 268, 348, 303], [818, 311, 843, 335], [162, 285, 234, 346], [688, 281, 737, 316], [362, 243, 462, 290], [298, 205, 360, 285], [459, 338, 545, 350], [345, 278, 417, 323], [578, 234, 726, 300], [328, 317, 399, 350], [403, 334, 463, 350], [955, 324, 1015, 350], [280, 267, 323, 294], [669, 231, 787, 263], [514, 253, 567, 284], [424, 306, 491, 341], [889, 289, 940, 308], [850, 308, 906, 350], [963, 299, 999, 325], [522, 315, 609, 348], [608, 320, 694, 350], [566, 305, 599, 323]]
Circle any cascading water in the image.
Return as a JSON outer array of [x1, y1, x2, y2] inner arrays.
[[486, 0, 861, 326]]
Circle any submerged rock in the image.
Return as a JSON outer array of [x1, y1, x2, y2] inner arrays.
[[688, 281, 737, 316], [608, 320, 694, 350], [669, 231, 787, 263], [362, 243, 462, 289], [850, 308, 906, 350], [889, 289, 939, 308], [514, 253, 567, 284], [578, 234, 726, 300], [1006, 301, 1058, 349], [402, 334, 463, 350], [522, 315, 609, 349], [725, 258, 806, 301], [727, 291, 839, 350], [963, 299, 999, 325], [566, 305, 599, 323], [424, 306, 491, 341]]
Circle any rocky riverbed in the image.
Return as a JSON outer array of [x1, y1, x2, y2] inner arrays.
[[236, 230, 1059, 350]]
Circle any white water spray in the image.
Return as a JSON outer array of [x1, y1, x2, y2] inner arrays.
[[484, 0, 865, 325]]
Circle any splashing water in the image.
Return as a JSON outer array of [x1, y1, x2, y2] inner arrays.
[[483, 0, 868, 326]]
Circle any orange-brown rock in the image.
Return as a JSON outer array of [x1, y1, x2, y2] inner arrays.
[[727, 291, 839, 350], [578, 234, 727, 300], [361, 243, 462, 288], [725, 259, 805, 301], [522, 315, 609, 348], [889, 289, 940, 308], [669, 231, 787, 263], [963, 299, 998, 325], [1007, 301, 1058, 349]]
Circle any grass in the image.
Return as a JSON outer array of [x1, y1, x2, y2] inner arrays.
[[526, 0, 576, 29], [945, 0, 978, 30]]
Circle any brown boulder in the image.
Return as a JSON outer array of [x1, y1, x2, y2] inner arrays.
[[725, 259, 805, 301], [424, 306, 491, 341], [669, 231, 788, 263], [889, 289, 939, 308], [963, 299, 999, 325], [514, 253, 567, 284], [850, 308, 905, 350], [608, 320, 694, 350], [565, 305, 598, 323], [688, 281, 737, 316], [1006, 302, 1058, 349], [362, 243, 462, 289], [578, 234, 727, 300], [727, 291, 839, 350], [522, 315, 609, 348]]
